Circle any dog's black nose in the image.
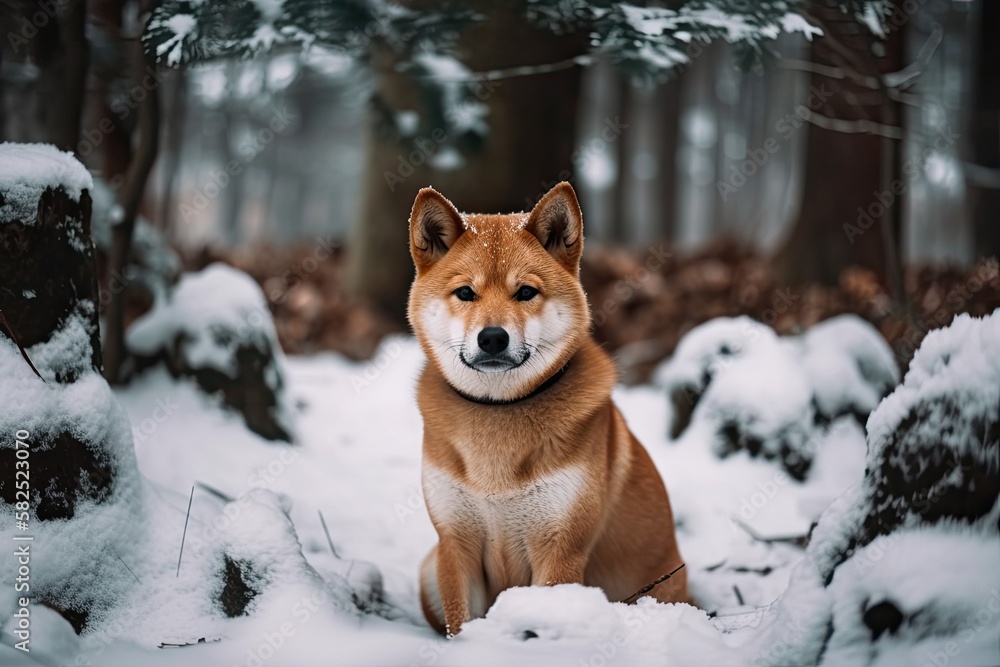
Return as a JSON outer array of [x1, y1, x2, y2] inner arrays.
[[478, 327, 509, 355]]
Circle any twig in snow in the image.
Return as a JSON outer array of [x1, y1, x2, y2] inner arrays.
[[0, 307, 45, 382], [732, 585, 744, 606], [622, 563, 685, 604], [112, 549, 141, 584], [195, 480, 233, 503], [318, 510, 340, 559], [729, 516, 810, 548], [177, 485, 195, 577], [159, 637, 220, 649]]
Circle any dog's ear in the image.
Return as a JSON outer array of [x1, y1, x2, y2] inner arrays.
[[525, 181, 584, 274], [409, 187, 465, 272]]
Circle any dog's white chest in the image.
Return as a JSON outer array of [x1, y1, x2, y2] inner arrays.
[[423, 466, 586, 537]]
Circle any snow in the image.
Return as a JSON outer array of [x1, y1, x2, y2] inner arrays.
[[654, 315, 897, 478], [0, 333, 144, 646], [780, 13, 823, 41], [24, 300, 96, 383], [858, 2, 888, 39], [5, 306, 997, 665], [128, 263, 282, 377], [0, 142, 93, 223], [824, 527, 1000, 666], [153, 14, 198, 67], [90, 177, 180, 301], [35, 327, 860, 665]]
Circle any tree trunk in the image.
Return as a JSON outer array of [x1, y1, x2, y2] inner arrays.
[[969, 0, 1000, 259], [345, 2, 587, 322], [158, 68, 187, 239], [657, 78, 683, 241], [103, 23, 161, 384], [34, 0, 89, 151], [772, 1, 905, 299], [0, 150, 100, 379], [612, 75, 634, 245]]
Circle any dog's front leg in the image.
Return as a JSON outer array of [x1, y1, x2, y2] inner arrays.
[[436, 535, 486, 637], [528, 534, 589, 587]]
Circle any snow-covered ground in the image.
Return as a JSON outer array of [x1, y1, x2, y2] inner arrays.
[[3, 313, 997, 667]]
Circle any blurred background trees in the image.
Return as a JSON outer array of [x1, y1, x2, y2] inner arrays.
[[2, 0, 997, 378]]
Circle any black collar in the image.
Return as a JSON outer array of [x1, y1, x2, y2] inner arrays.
[[451, 364, 569, 406]]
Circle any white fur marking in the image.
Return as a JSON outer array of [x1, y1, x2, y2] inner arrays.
[[423, 466, 587, 538], [420, 298, 573, 401]]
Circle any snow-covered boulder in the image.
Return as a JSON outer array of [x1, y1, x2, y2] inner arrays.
[[655, 315, 898, 479], [127, 263, 294, 441], [748, 309, 1000, 666]]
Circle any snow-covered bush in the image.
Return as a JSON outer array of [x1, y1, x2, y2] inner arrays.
[[127, 263, 294, 441], [655, 315, 898, 479], [748, 309, 1000, 667]]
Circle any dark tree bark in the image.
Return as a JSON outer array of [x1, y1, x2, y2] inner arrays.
[[103, 20, 161, 384], [158, 68, 187, 238], [612, 75, 634, 245], [34, 0, 89, 151], [345, 1, 587, 322], [656, 76, 684, 241], [969, 0, 1000, 259], [772, 1, 905, 301]]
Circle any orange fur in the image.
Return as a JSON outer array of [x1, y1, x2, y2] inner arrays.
[[407, 182, 688, 636]]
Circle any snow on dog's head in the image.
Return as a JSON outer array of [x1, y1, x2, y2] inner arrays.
[[406, 183, 589, 402]]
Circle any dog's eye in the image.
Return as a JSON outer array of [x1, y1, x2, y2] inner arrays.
[[515, 286, 539, 301], [453, 286, 476, 302]]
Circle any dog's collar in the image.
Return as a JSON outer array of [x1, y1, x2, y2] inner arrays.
[[450, 363, 569, 406]]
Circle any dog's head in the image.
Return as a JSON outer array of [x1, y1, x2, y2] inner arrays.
[[406, 182, 589, 402]]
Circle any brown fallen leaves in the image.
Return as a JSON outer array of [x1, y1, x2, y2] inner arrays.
[[190, 238, 1000, 385]]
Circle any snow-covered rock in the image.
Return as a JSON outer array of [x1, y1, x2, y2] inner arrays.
[[750, 309, 1000, 667], [655, 315, 899, 479], [127, 263, 294, 441]]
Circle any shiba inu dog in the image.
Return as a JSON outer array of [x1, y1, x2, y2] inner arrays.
[[407, 182, 688, 636]]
